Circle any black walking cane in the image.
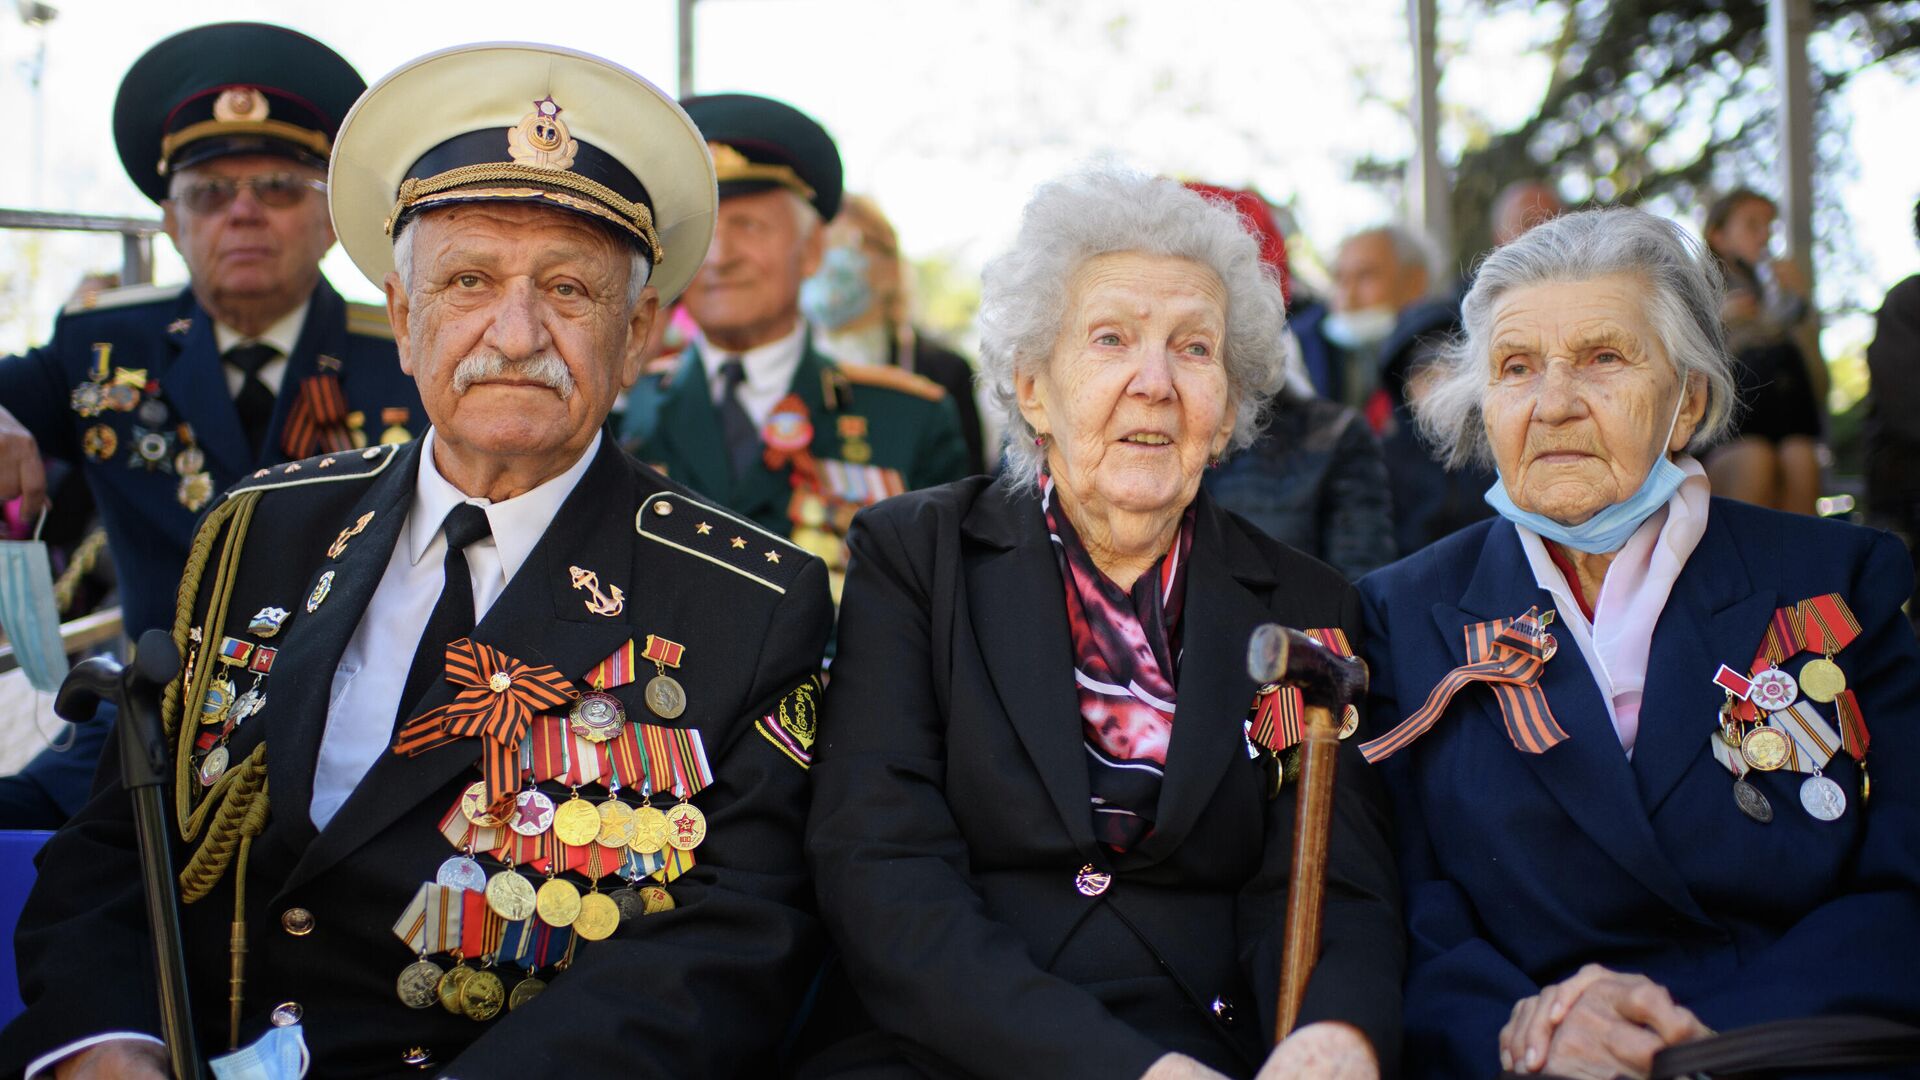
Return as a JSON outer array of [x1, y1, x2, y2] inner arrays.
[[56, 628, 204, 1080]]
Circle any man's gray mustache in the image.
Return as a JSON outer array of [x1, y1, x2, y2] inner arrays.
[[450, 349, 575, 398]]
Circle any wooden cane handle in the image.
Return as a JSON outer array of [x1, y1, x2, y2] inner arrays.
[[1275, 703, 1342, 1042]]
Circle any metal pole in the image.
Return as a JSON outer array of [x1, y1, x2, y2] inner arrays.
[[1407, 0, 1453, 274], [122, 233, 154, 286], [1768, 0, 1816, 277], [678, 0, 696, 99]]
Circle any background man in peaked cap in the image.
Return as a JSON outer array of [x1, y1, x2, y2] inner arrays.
[[2, 42, 830, 1079], [0, 22, 424, 827], [622, 92, 969, 603]]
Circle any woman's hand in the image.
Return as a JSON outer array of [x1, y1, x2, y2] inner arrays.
[[1140, 1052, 1230, 1080], [1499, 964, 1710, 1078], [52, 1040, 170, 1080], [1255, 1021, 1379, 1080]]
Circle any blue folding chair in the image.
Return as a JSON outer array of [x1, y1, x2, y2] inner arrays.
[[0, 830, 53, 1028]]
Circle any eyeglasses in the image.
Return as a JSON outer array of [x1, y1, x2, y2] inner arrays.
[[170, 174, 327, 214]]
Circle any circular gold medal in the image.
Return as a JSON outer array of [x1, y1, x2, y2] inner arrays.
[[485, 870, 537, 921], [665, 801, 707, 851], [1798, 658, 1847, 703], [645, 674, 686, 719], [436, 964, 472, 1014], [552, 797, 601, 846], [462, 782, 507, 828], [574, 892, 620, 941], [508, 976, 546, 1011], [629, 804, 669, 854], [536, 877, 582, 928], [459, 969, 505, 1021], [397, 958, 444, 1009], [639, 884, 675, 915], [1741, 726, 1791, 772], [596, 800, 636, 847]]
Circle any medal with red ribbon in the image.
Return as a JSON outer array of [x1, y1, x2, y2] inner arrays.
[[1360, 607, 1569, 763], [392, 639, 578, 814], [587, 640, 639, 691]]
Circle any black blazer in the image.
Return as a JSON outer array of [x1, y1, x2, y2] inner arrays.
[[802, 476, 1403, 1079], [0, 437, 832, 1079]]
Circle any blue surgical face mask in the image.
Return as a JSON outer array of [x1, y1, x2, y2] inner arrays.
[[799, 246, 874, 331], [1484, 386, 1690, 554], [0, 509, 69, 693]]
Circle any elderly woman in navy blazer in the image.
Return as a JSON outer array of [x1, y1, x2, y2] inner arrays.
[[1360, 206, 1920, 1079], [802, 168, 1402, 1079]]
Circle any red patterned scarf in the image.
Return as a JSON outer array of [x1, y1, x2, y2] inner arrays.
[[1042, 478, 1196, 852]]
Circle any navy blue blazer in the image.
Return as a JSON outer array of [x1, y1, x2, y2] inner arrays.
[[1359, 500, 1920, 1078], [0, 277, 422, 638]]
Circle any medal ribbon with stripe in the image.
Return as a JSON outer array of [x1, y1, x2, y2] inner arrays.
[[638, 723, 712, 798], [1733, 594, 1867, 759], [1360, 607, 1569, 763], [392, 639, 578, 812], [1248, 627, 1360, 754], [280, 373, 355, 460], [589, 640, 639, 690]]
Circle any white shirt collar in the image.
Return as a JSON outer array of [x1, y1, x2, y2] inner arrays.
[[213, 299, 310, 357], [696, 318, 808, 403], [408, 428, 602, 580]]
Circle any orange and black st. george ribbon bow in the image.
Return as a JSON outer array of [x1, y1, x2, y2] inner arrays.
[[392, 639, 577, 813], [279, 373, 355, 460], [1360, 607, 1570, 763]]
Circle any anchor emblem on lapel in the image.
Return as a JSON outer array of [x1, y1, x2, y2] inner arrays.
[[568, 565, 625, 617]]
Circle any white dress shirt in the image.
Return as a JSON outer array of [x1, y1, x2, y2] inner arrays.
[[697, 318, 807, 428], [309, 429, 601, 828], [213, 299, 308, 396]]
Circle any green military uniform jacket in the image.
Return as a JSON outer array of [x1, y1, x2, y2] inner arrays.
[[621, 336, 969, 599]]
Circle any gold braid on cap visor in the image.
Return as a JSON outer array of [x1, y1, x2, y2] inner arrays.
[[384, 163, 664, 265], [157, 120, 333, 174]]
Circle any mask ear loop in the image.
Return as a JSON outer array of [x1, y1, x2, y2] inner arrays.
[[1660, 377, 1691, 457], [32, 504, 47, 543]]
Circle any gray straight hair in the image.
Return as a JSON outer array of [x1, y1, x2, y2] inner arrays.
[[391, 214, 651, 310], [977, 165, 1288, 490], [1416, 206, 1738, 470]]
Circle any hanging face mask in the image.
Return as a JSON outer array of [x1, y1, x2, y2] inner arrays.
[[0, 508, 70, 693], [1322, 306, 1398, 350], [799, 245, 875, 331], [1485, 383, 1692, 554]]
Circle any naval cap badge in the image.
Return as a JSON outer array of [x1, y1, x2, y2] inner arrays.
[[507, 96, 577, 171]]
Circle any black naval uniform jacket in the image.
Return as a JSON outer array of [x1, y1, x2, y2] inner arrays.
[[0, 436, 832, 1079], [803, 476, 1405, 1079]]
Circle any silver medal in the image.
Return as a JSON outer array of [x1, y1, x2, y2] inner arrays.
[[1799, 773, 1847, 822], [1732, 778, 1773, 824], [435, 855, 489, 892]]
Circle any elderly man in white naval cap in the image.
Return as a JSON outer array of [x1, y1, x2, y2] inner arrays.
[[2, 42, 831, 1080]]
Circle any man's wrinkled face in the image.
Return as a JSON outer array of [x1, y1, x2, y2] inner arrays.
[[385, 202, 656, 473], [161, 154, 334, 318]]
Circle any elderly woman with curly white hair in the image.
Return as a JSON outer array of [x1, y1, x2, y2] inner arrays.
[[796, 167, 1402, 1080], [1358, 207, 1920, 1079]]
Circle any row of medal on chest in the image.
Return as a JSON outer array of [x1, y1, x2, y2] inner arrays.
[[391, 776, 705, 1022]]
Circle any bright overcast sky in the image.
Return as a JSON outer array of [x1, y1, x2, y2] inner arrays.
[[2, 0, 1916, 351]]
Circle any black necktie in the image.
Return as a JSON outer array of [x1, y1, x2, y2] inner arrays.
[[717, 357, 762, 479], [225, 343, 279, 459], [396, 503, 493, 722]]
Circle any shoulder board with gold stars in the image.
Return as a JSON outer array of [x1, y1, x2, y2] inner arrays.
[[61, 281, 185, 316], [345, 302, 396, 341], [636, 490, 811, 595], [833, 360, 948, 403], [225, 443, 402, 499]]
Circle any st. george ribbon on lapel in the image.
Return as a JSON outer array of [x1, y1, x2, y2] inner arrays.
[[1360, 606, 1570, 762], [392, 638, 577, 812]]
